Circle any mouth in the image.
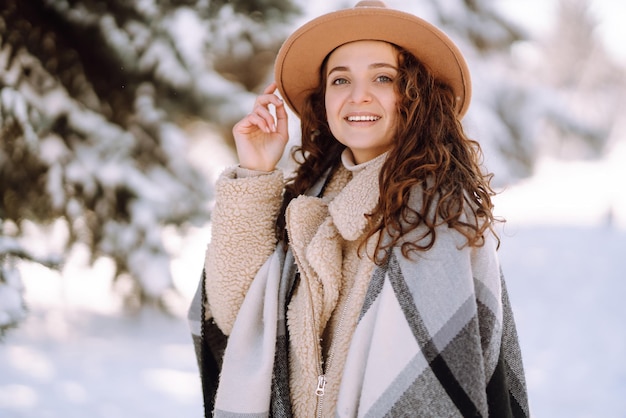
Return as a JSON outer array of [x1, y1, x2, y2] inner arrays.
[[345, 115, 381, 122]]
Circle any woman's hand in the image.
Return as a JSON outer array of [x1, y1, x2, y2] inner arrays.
[[232, 82, 289, 172]]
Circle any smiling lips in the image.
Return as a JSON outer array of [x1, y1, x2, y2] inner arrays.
[[346, 115, 381, 122]]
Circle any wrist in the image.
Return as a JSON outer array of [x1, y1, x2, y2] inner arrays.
[[236, 165, 275, 178]]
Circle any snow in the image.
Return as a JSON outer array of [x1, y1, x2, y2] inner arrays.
[[498, 0, 626, 63], [495, 143, 626, 417], [167, 8, 206, 69], [499, 224, 626, 417], [0, 307, 201, 417], [0, 267, 25, 329]]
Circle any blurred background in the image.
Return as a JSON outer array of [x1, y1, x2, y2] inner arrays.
[[0, 0, 624, 416]]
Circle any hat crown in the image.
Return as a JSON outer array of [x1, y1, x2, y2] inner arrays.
[[275, 1, 472, 118], [354, 1, 387, 8]]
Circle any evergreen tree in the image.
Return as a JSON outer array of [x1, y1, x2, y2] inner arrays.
[[386, 0, 608, 181], [538, 0, 623, 158], [0, 0, 298, 335], [2, 0, 618, 336]]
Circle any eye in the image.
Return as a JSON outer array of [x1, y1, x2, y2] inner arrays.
[[375, 75, 393, 83], [331, 77, 349, 85]]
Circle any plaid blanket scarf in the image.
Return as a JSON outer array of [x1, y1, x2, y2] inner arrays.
[[188, 233, 529, 417]]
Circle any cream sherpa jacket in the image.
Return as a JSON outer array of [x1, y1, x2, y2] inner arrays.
[[205, 152, 387, 416], [200, 151, 529, 417]]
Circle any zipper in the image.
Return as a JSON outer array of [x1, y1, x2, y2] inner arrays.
[[316, 375, 327, 396], [315, 285, 355, 418], [300, 266, 325, 418]]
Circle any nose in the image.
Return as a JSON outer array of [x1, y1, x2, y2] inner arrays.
[[349, 81, 372, 104]]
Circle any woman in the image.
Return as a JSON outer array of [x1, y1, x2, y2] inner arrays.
[[189, 2, 529, 417]]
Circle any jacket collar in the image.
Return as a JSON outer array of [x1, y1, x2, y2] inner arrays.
[[329, 150, 386, 241], [284, 149, 387, 341]]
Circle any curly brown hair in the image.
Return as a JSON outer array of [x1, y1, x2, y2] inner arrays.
[[277, 45, 499, 263]]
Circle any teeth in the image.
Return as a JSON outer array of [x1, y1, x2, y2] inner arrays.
[[347, 115, 380, 122]]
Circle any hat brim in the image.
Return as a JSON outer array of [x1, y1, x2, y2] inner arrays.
[[274, 5, 471, 119]]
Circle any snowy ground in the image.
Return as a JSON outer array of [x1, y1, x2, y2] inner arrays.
[[0, 306, 202, 418], [493, 150, 626, 417], [499, 224, 626, 418], [2, 148, 626, 417]]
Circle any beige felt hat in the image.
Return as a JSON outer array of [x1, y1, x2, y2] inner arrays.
[[274, 0, 472, 119]]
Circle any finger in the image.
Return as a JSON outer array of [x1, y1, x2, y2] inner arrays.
[[255, 93, 283, 110], [250, 83, 283, 132], [262, 82, 277, 95], [256, 82, 283, 109], [274, 100, 288, 137], [246, 111, 273, 134], [252, 104, 277, 133], [234, 111, 270, 135]]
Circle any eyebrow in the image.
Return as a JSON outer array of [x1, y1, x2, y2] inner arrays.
[[327, 62, 398, 76]]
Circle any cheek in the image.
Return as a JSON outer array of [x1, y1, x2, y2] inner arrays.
[[385, 95, 399, 123], [324, 95, 342, 126], [324, 92, 338, 114]]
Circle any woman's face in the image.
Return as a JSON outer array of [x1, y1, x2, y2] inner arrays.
[[324, 40, 399, 164]]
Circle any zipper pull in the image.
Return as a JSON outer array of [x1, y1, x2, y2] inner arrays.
[[316, 375, 327, 397]]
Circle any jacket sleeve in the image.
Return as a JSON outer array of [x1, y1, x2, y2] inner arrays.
[[204, 166, 284, 335]]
